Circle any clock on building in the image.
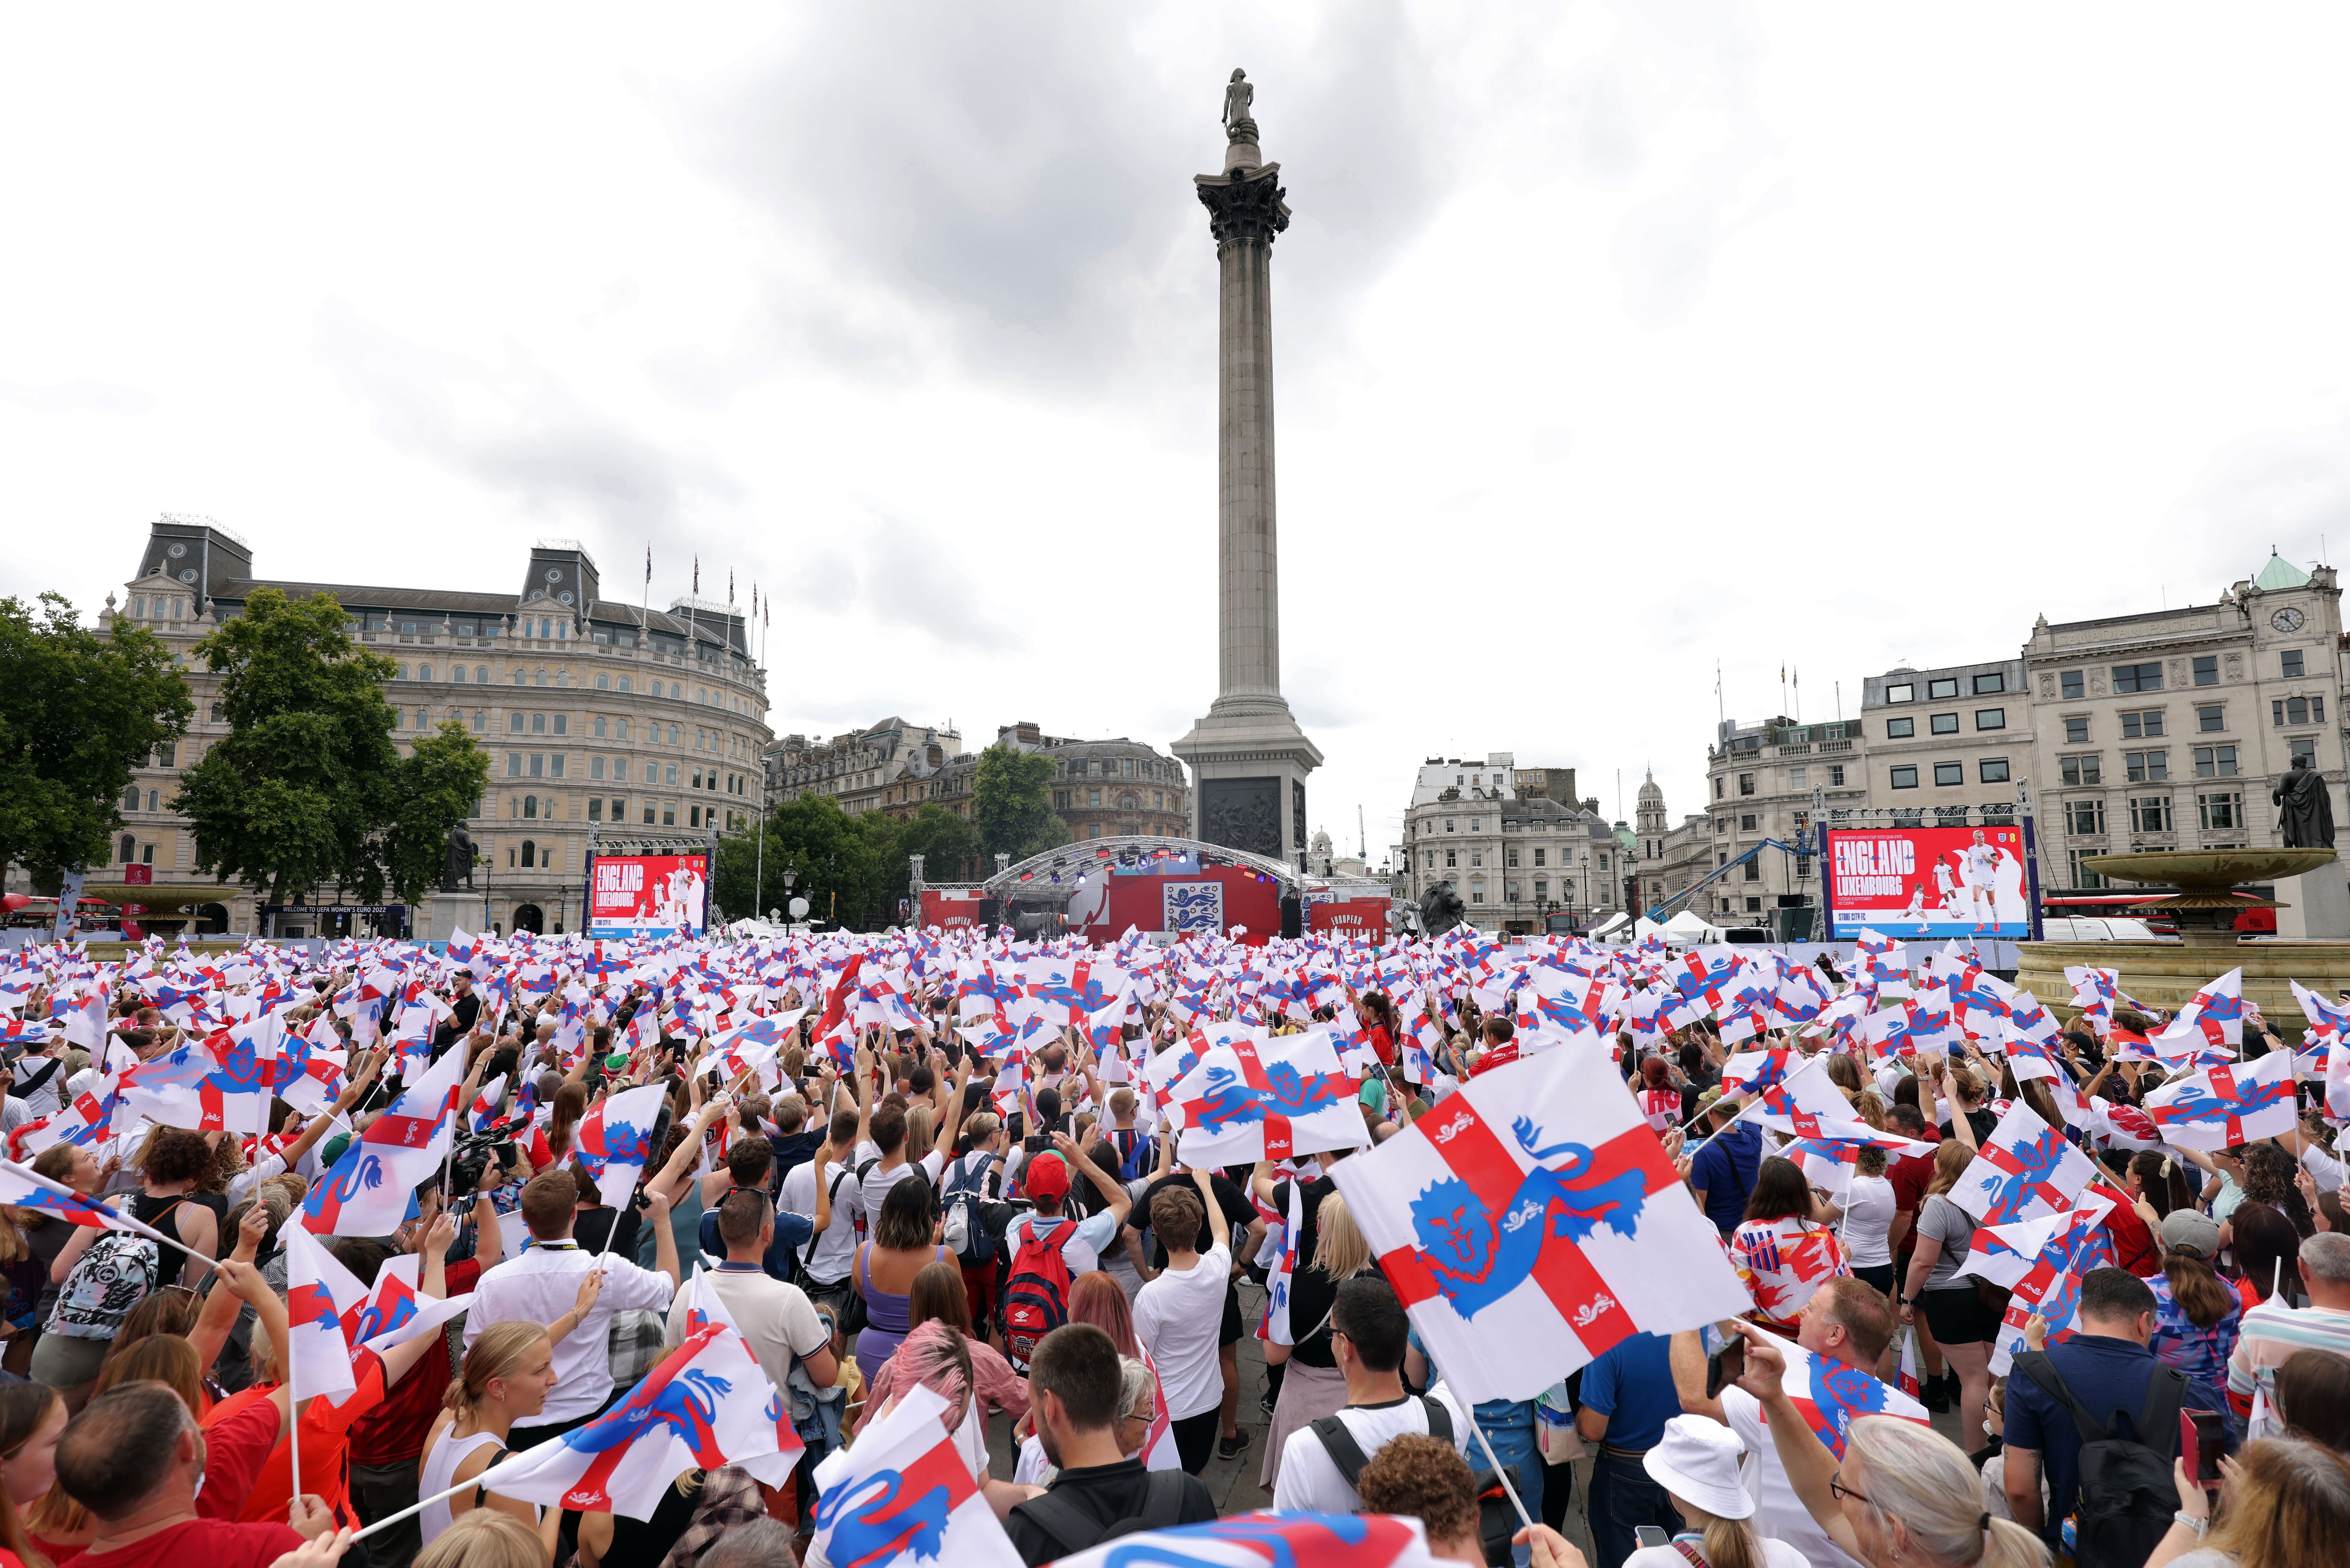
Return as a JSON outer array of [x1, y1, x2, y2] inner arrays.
[[2272, 606, 2306, 632]]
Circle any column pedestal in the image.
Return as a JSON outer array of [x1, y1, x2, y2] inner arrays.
[[424, 891, 486, 944], [2276, 857, 2350, 938]]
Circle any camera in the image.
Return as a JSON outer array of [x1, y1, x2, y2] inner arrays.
[[445, 1131, 517, 1202]]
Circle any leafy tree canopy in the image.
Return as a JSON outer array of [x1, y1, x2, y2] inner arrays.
[[973, 743, 1068, 865], [0, 593, 193, 886]]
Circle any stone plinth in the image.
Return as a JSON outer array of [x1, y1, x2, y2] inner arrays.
[[424, 891, 486, 944], [2277, 856, 2350, 939]]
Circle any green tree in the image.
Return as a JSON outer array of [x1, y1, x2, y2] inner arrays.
[[972, 743, 1067, 865], [0, 593, 192, 887], [173, 587, 403, 904], [361, 721, 493, 906], [897, 803, 979, 884], [714, 792, 894, 930]]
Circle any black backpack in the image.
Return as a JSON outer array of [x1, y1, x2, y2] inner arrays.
[[940, 1153, 998, 1268], [1011, 1469, 1196, 1556], [1310, 1399, 1520, 1568], [2013, 1350, 2187, 1568]]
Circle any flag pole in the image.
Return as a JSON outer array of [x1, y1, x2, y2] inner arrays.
[[1422, 1346, 1535, 1532], [287, 1325, 303, 1516]]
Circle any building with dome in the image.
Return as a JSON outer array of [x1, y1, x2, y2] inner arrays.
[[1635, 770, 1714, 915], [2021, 551, 2345, 889]]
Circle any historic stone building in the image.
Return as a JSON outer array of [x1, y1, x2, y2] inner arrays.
[[2025, 553, 2346, 889], [1855, 658, 2033, 826], [764, 718, 963, 820], [1398, 755, 1623, 933], [1635, 770, 1713, 915], [1700, 717, 1868, 929], [111, 516, 771, 936]]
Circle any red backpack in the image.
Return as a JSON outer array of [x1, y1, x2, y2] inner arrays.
[[1000, 1217, 1074, 1374]]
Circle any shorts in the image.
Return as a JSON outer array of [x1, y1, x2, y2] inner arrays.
[[1921, 1284, 2001, 1346], [1852, 1264, 1896, 1302], [1220, 1279, 1244, 1347]]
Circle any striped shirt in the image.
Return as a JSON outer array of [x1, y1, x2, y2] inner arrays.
[[2225, 1301, 2350, 1415]]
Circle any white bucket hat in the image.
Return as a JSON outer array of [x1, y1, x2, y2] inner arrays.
[[1642, 1415, 1755, 1521]]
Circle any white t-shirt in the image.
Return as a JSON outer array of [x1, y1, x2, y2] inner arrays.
[[1270, 1387, 1471, 1514], [1840, 1175, 1897, 1270], [780, 1157, 862, 1284], [1004, 1209, 1120, 1277], [663, 1264, 829, 1396], [1133, 1241, 1231, 1420], [466, 1242, 677, 1422], [1625, 1540, 1810, 1568], [851, 1146, 946, 1229], [1721, 1386, 1865, 1568]]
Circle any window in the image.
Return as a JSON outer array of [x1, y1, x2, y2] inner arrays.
[[2291, 737, 2319, 769], [1828, 765, 1845, 786], [1979, 757, 2011, 783], [1713, 777, 1724, 799], [1890, 765, 1919, 789], [2124, 750, 2168, 782], [122, 785, 139, 811], [1930, 713, 1959, 736], [2192, 655, 2218, 686], [452, 665, 467, 684], [2060, 754, 2103, 786], [662, 802, 676, 826], [2060, 671, 2085, 700], [1469, 882, 1485, 905], [145, 789, 158, 812], [1975, 709, 2006, 731], [612, 758, 627, 781], [1089, 788, 1101, 807], [2274, 695, 2326, 726], [665, 764, 679, 786], [417, 663, 432, 681], [2199, 791, 2242, 831], [1886, 717, 1915, 739], [552, 714, 567, 736], [610, 797, 625, 822], [617, 718, 629, 741], [1933, 762, 1963, 787], [153, 741, 175, 768], [2195, 704, 2224, 733], [590, 756, 605, 780], [1738, 773, 1755, 796], [1927, 678, 1959, 699], [1534, 879, 1548, 898], [2069, 850, 2106, 889], [1744, 860, 1761, 881], [1746, 897, 1762, 913], [1885, 683, 1914, 703], [2193, 745, 2238, 778], [1445, 849, 1457, 868], [505, 754, 520, 777], [2283, 649, 2306, 678], [1507, 882, 1521, 901], [2120, 710, 2164, 739], [1471, 850, 1484, 867], [2065, 798, 2106, 835], [2060, 717, 2089, 746], [520, 840, 536, 868], [618, 676, 632, 694], [1739, 814, 1757, 831], [2130, 796, 2173, 833], [588, 797, 603, 822], [1790, 766, 1808, 787], [529, 712, 546, 734], [2113, 662, 2163, 693], [1972, 671, 2005, 694], [508, 712, 524, 733], [1443, 819, 1454, 833], [1506, 848, 1519, 867]]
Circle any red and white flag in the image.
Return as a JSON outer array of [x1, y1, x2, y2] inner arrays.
[[1951, 1102, 2097, 1225], [2141, 1049, 2297, 1151], [474, 1320, 802, 1519], [808, 1383, 1023, 1568], [1170, 1030, 1368, 1165], [281, 1223, 366, 1401], [1045, 1514, 1446, 1568], [1328, 1047, 1749, 1403], [1753, 1326, 1931, 1459]]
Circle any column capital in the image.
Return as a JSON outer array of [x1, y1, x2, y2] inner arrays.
[[1195, 165, 1290, 245]]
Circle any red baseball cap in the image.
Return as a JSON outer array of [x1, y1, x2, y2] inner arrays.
[[1024, 1153, 1070, 1201]]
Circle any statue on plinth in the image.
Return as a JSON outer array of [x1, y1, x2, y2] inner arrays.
[[442, 826, 478, 891], [1222, 68, 1257, 144], [2273, 755, 2336, 849]]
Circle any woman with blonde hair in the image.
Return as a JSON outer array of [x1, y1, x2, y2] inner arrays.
[[416, 1306, 591, 1552], [413, 1506, 549, 1568], [2149, 1435, 2350, 1568], [1727, 1323, 2049, 1568], [1255, 1169, 1376, 1491]]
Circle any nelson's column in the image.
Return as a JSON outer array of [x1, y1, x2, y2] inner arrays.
[[1173, 69, 1323, 870]]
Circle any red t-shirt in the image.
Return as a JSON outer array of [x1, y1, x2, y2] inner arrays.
[[73, 1519, 304, 1568], [196, 1393, 283, 1522], [1364, 1025, 1396, 1068], [2091, 1181, 2161, 1276], [1888, 1153, 1937, 1252], [348, 1259, 481, 1467]]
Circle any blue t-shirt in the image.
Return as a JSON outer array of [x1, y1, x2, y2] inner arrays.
[[1575, 1332, 1680, 1450], [2005, 1334, 2173, 1549], [1690, 1121, 1763, 1234]]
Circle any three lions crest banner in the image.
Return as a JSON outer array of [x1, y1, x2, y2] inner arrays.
[[1329, 1048, 1750, 1404]]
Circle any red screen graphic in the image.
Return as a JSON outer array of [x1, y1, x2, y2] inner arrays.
[[588, 853, 711, 936]]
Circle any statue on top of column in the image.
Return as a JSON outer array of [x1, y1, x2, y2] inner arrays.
[[1222, 69, 1256, 141]]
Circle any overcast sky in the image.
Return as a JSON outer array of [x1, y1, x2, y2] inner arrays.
[[8, 4, 2350, 864]]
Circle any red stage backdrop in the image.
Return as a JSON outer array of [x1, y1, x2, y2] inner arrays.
[[1308, 898, 1391, 940], [1066, 864, 1284, 945], [919, 889, 987, 930]]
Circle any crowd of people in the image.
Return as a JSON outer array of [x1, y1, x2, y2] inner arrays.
[[0, 924, 2344, 1568]]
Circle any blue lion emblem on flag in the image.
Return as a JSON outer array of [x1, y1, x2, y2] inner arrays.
[[1407, 1117, 1649, 1318], [1163, 882, 1224, 935], [588, 1118, 651, 1171], [1804, 1360, 1893, 1453], [1974, 1129, 2067, 1222], [563, 1367, 728, 1461], [1191, 1061, 1344, 1134]]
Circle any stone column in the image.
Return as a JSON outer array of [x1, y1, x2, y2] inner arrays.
[[1174, 78, 1322, 870]]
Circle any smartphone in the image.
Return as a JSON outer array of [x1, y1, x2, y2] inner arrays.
[[1706, 1338, 1746, 1400], [2181, 1409, 2225, 1484], [1633, 1526, 1672, 1551]]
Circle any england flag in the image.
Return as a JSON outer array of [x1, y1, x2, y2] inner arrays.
[[1328, 1046, 1749, 1403], [2141, 1049, 2298, 1151], [1951, 1102, 2098, 1225], [808, 1383, 1022, 1568]]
